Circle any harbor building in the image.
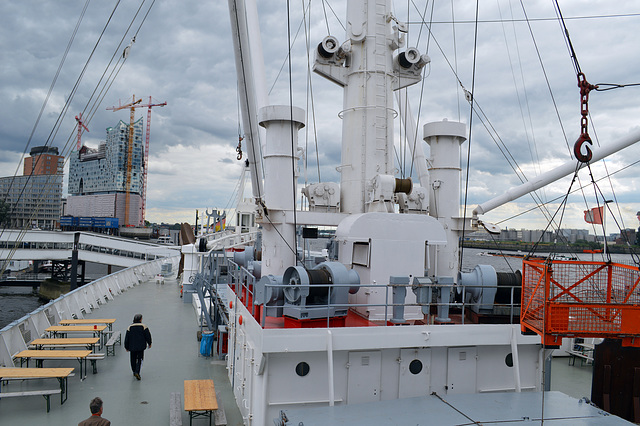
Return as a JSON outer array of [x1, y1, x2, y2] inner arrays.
[[66, 118, 144, 227], [0, 146, 63, 230], [23, 145, 64, 175]]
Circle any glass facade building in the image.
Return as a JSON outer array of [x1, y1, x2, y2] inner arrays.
[[68, 118, 144, 195], [0, 174, 63, 229]]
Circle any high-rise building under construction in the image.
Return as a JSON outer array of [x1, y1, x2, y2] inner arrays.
[[66, 118, 144, 226]]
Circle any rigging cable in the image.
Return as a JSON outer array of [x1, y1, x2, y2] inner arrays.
[[287, 0, 301, 267], [0, 0, 157, 275], [459, 0, 480, 272], [0, 0, 91, 237]]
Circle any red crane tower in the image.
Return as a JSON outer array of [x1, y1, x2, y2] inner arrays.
[[75, 113, 89, 151], [107, 96, 166, 226], [138, 96, 167, 226]]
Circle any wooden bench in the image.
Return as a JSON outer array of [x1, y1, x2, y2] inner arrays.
[[170, 392, 183, 426], [105, 331, 121, 356], [14, 349, 92, 380], [0, 389, 61, 412], [214, 391, 227, 426], [86, 353, 106, 374], [184, 379, 218, 425]]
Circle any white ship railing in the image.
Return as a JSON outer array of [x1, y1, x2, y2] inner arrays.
[[0, 255, 179, 367]]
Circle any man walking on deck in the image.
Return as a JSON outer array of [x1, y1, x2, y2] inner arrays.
[[124, 313, 152, 380]]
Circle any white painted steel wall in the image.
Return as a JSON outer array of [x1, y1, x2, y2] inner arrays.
[[225, 288, 543, 426]]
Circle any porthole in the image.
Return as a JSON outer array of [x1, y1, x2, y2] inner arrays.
[[409, 359, 423, 375], [295, 361, 310, 377], [505, 353, 514, 368]]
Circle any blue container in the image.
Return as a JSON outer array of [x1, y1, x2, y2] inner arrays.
[[199, 332, 214, 357], [78, 217, 93, 227], [105, 218, 119, 229]]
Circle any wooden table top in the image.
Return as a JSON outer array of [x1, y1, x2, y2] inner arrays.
[[31, 338, 100, 346], [59, 319, 116, 325], [184, 379, 218, 411], [15, 350, 92, 359], [46, 325, 107, 332], [0, 367, 74, 378]]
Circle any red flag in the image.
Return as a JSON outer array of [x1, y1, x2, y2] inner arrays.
[[584, 206, 604, 224]]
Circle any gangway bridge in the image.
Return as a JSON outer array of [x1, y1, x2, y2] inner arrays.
[[0, 230, 180, 269]]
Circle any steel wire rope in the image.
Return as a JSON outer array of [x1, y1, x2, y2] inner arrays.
[[407, 0, 563, 229], [74, 0, 153, 141], [288, 0, 302, 267], [550, 1, 634, 266], [0, 0, 91, 238], [230, 1, 264, 205], [1, 1, 156, 274], [405, 1, 557, 231], [498, 0, 543, 185], [17, 0, 137, 226], [1, 0, 91, 207], [495, 158, 640, 224], [407, 0, 435, 181], [405, 12, 640, 26], [38, 0, 153, 220], [302, 0, 322, 185], [0, 0, 119, 272], [458, 0, 480, 272], [585, 166, 640, 266]]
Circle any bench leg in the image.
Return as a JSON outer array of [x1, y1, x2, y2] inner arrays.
[[43, 394, 51, 413], [58, 377, 68, 404], [189, 410, 213, 426]]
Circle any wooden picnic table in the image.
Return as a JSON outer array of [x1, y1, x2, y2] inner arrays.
[[45, 325, 107, 349], [59, 318, 116, 331], [14, 350, 92, 380], [184, 379, 218, 426], [0, 367, 74, 404], [30, 337, 100, 352]]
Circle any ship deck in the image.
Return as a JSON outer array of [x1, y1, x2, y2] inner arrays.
[[0, 276, 244, 425], [0, 273, 608, 425]]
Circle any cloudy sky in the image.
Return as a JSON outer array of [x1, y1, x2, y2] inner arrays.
[[1, 1, 640, 235]]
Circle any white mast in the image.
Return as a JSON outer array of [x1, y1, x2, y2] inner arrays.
[[228, 0, 265, 201], [338, 0, 396, 213]]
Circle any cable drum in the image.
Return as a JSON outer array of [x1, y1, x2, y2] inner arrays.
[[494, 270, 522, 305]]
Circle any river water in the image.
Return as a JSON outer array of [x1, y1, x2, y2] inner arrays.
[[0, 262, 119, 329], [1, 247, 637, 329]]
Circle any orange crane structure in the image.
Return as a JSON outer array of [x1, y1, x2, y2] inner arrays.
[[107, 96, 142, 226], [106, 95, 166, 226], [75, 112, 89, 151]]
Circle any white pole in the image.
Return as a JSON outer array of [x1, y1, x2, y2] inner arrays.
[[473, 128, 640, 216]]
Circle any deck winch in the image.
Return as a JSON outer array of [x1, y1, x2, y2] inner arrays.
[[458, 265, 522, 316], [282, 262, 360, 320], [254, 262, 360, 322]]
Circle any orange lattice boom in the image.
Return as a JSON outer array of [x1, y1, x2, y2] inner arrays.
[[521, 258, 640, 347]]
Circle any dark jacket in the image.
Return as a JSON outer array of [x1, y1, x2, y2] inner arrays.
[[124, 322, 152, 352], [78, 415, 110, 426]]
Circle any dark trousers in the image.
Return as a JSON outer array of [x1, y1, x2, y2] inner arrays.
[[130, 350, 145, 374]]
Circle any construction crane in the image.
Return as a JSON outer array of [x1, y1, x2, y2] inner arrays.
[[107, 95, 167, 227], [75, 113, 89, 151], [107, 95, 142, 226], [138, 96, 167, 226]]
